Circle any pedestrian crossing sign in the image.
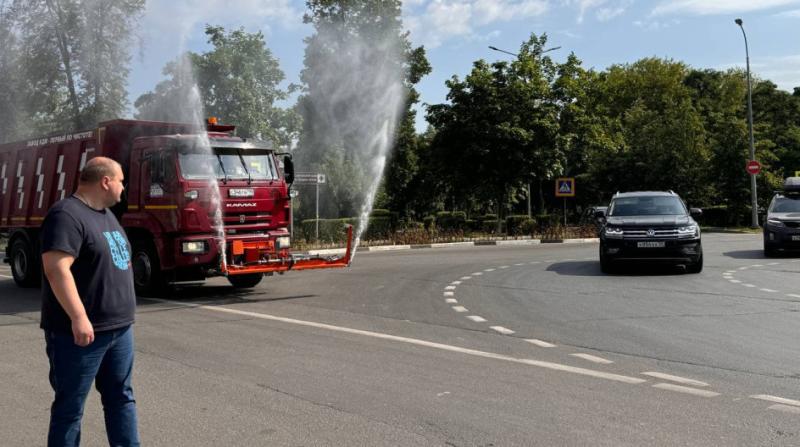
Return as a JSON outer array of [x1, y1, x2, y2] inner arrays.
[[555, 178, 575, 197]]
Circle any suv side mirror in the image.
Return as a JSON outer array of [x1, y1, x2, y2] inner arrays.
[[594, 209, 606, 219], [690, 208, 702, 219]]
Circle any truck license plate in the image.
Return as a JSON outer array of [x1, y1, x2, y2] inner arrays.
[[792, 235, 800, 241], [637, 241, 665, 248]]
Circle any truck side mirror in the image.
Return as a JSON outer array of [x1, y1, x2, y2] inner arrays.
[[283, 156, 294, 185], [690, 208, 702, 219]]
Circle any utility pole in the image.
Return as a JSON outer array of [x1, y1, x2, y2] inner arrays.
[[735, 18, 760, 228]]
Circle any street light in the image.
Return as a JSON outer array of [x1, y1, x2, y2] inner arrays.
[[489, 44, 561, 218], [735, 18, 759, 228]]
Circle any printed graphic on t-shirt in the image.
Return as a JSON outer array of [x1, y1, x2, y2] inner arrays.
[[103, 231, 131, 270]]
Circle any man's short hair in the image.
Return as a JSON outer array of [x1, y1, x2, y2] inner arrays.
[[79, 158, 121, 184]]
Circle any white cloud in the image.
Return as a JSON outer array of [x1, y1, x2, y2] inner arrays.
[[652, 0, 800, 16], [775, 8, 800, 16], [633, 18, 681, 30], [404, 0, 549, 48], [562, 0, 630, 23]]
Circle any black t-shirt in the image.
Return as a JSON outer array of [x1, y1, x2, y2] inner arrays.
[[40, 196, 136, 333]]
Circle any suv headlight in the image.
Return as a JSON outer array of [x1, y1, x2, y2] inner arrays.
[[604, 227, 624, 238], [276, 236, 291, 249], [677, 225, 699, 238], [181, 241, 207, 254], [767, 218, 784, 228]]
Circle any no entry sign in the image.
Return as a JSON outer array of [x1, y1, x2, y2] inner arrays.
[[746, 160, 761, 175]]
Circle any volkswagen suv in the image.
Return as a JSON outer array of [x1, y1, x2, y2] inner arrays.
[[763, 177, 800, 256], [597, 191, 703, 273]]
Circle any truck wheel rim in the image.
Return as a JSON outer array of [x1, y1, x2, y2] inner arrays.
[[133, 252, 152, 286], [13, 250, 27, 280]]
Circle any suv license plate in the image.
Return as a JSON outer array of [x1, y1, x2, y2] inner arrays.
[[637, 241, 665, 248], [792, 236, 800, 241]]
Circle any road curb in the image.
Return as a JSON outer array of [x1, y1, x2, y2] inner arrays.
[[306, 237, 599, 256]]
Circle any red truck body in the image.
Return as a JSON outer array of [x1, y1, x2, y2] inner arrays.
[[1, 119, 351, 292]]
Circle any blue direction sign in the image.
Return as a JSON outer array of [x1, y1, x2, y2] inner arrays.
[[555, 177, 575, 197]]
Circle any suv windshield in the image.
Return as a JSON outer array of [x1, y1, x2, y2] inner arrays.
[[770, 196, 800, 213], [609, 196, 687, 216], [178, 150, 279, 181]]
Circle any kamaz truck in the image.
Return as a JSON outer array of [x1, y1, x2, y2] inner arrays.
[[0, 119, 351, 293]]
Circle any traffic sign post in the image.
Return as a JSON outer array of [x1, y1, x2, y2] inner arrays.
[[555, 178, 576, 227], [746, 160, 761, 175]]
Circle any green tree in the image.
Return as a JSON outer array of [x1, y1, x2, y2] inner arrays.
[[136, 25, 298, 146]]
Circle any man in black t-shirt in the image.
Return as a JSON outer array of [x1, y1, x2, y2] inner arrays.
[[41, 156, 139, 447]]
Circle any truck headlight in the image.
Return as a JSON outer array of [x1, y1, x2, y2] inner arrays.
[[182, 241, 207, 254], [677, 225, 699, 237], [604, 227, 623, 238], [276, 236, 290, 249]]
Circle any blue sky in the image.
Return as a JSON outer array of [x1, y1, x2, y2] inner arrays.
[[129, 0, 800, 131]]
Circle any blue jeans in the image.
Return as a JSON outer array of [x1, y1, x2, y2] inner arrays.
[[45, 325, 139, 447]]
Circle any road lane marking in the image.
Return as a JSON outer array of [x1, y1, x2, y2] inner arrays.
[[471, 272, 483, 276], [460, 276, 471, 280], [445, 298, 458, 304], [452, 306, 468, 313], [743, 284, 756, 288], [467, 315, 487, 322], [490, 326, 515, 335], [729, 280, 741, 283], [787, 294, 800, 299], [751, 264, 764, 268], [499, 266, 509, 269], [570, 353, 613, 364], [514, 263, 525, 266], [444, 291, 454, 297], [145, 298, 647, 385], [751, 395, 800, 407], [760, 288, 778, 293], [484, 268, 495, 272], [529, 261, 541, 264], [725, 270, 736, 273], [652, 383, 719, 397], [641, 372, 708, 387], [450, 281, 462, 285], [739, 267, 749, 270], [768, 404, 800, 414], [0, 274, 13, 279], [767, 262, 780, 266], [526, 339, 556, 348], [445, 285, 456, 290]]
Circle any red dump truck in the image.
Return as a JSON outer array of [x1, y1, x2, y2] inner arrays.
[[0, 119, 351, 292]]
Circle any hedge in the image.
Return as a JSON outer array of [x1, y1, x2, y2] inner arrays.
[[506, 215, 535, 236]]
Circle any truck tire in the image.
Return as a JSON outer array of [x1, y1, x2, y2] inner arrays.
[[227, 273, 263, 289], [132, 241, 166, 296], [10, 238, 41, 288]]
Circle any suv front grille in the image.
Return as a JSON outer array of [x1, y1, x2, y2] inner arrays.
[[621, 228, 679, 239], [783, 221, 800, 228]]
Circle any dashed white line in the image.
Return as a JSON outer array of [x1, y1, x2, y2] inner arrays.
[[750, 394, 800, 407], [499, 266, 510, 269], [467, 315, 487, 323], [652, 383, 719, 398], [529, 261, 541, 264], [725, 270, 737, 274], [743, 284, 756, 288], [444, 291, 454, 297], [767, 262, 780, 266], [729, 280, 741, 283], [768, 404, 800, 414], [471, 272, 483, 276], [490, 326, 515, 335], [526, 339, 556, 348], [739, 267, 749, 270], [445, 298, 458, 304], [452, 306, 468, 313], [484, 268, 496, 272], [450, 281, 462, 285], [760, 288, 778, 293], [563, 258, 576, 262], [787, 294, 800, 299], [460, 276, 471, 280], [0, 274, 13, 279], [514, 263, 525, 266], [570, 353, 613, 364], [445, 285, 456, 290], [641, 372, 709, 387], [583, 257, 594, 260], [751, 264, 764, 268]]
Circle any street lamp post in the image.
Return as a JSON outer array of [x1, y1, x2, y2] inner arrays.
[[489, 44, 560, 219], [735, 18, 759, 228]]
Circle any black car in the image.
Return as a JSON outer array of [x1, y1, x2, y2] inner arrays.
[[764, 178, 800, 256], [596, 191, 703, 273]]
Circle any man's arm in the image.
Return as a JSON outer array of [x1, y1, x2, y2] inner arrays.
[[42, 251, 94, 346]]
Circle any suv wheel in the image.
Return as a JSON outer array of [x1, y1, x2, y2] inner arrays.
[[599, 245, 616, 274], [686, 254, 703, 274], [764, 245, 778, 258]]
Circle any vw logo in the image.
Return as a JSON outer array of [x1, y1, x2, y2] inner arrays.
[[240, 215, 246, 224], [646, 229, 656, 237]]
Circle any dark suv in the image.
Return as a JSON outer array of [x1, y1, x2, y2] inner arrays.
[[597, 191, 703, 273], [763, 177, 800, 256]]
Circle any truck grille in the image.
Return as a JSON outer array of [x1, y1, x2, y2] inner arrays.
[[222, 211, 271, 227]]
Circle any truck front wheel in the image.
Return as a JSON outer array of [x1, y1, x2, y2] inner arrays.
[[132, 241, 166, 296], [227, 273, 263, 289], [10, 238, 41, 288]]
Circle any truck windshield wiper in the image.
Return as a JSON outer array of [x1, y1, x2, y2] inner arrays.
[[216, 154, 228, 184], [237, 151, 252, 185]]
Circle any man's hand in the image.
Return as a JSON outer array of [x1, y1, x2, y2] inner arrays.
[[72, 315, 94, 346]]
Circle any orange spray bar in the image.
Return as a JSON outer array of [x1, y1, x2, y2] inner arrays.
[[223, 225, 354, 276]]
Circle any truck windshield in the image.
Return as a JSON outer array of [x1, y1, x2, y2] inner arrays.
[[609, 196, 687, 216], [178, 151, 278, 181], [770, 197, 800, 213]]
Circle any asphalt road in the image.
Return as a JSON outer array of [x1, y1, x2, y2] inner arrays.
[[2, 233, 800, 446]]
